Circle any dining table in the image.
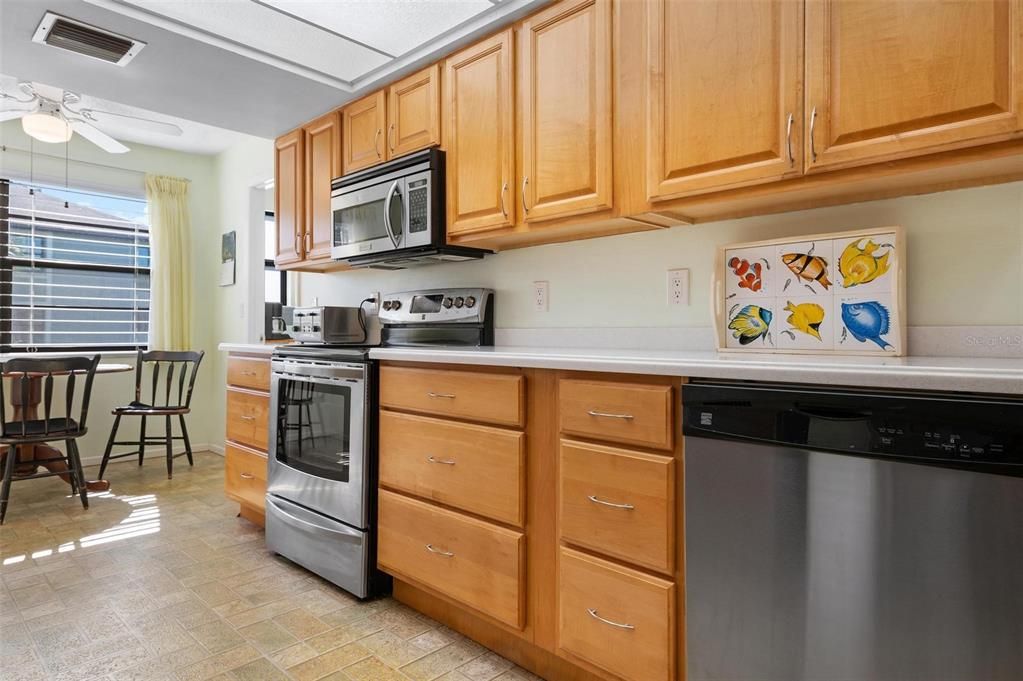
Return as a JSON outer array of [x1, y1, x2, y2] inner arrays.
[[3, 361, 133, 492]]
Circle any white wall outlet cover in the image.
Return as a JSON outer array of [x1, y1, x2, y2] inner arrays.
[[533, 281, 549, 312], [667, 268, 690, 305]]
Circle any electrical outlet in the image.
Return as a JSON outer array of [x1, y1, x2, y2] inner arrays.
[[533, 281, 549, 312], [368, 291, 380, 313], [667, 268, 689, 306]]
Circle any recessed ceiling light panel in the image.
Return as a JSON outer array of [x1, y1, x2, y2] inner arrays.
[[32, 12, 147, 66]]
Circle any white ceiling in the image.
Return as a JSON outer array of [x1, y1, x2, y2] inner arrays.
[[0, 74, 252, 155], [0, 0, 545, 143]]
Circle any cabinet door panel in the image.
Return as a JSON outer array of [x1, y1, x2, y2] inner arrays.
[[647, 0, 802, 199], [519, 0, 613, 222], [388, 65, 440, 158], [445, 30, 516, 236], [274, 129, 303, 267], [343, 91, 386, 174], [806, 0, 1023, 171], [304, 111, 341, 262]]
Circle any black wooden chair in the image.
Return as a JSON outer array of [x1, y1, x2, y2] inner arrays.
[[0, 355, 100, 525], [98, 350, 204, 480]]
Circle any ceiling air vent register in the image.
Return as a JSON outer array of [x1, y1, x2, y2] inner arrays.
[[32, 12, 146, 66]]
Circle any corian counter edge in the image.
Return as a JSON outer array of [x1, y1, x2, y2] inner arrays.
[[218, 343, 1022, 395]]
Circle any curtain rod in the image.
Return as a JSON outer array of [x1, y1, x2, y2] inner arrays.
[[0, 144, 147, 177]]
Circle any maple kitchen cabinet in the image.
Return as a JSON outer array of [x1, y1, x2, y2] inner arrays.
[[342, 90, 386, 174], [303, 111, 341, 262], [645, 0, 804, 200], [518, 0, 613, 222], [804, 0, 1023, 172], [444, 30, 516, 237], [273, 129, 303, 267]]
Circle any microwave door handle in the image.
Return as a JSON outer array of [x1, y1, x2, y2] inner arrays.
[[384, 180, 402, 248]]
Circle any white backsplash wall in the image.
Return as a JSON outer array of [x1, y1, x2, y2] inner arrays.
[[298, 181, 1023, 356]]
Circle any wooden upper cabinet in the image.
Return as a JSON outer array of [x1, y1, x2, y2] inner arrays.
[[805, 0, 1023, 172], [343, 90, 386, 174], [445, 30, 516, 237], [303, 111, 341, 263], [647, 0, 803, 200], [388, 64, 441, 158], [274, 129, 303, 267], [519, 0, 613, 222]]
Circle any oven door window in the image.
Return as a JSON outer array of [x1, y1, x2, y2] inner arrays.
[[275, 378, 352, 482]]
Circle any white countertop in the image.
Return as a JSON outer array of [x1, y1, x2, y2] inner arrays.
[[219, 342, 1022, 395], [218, 343, 277, 356]]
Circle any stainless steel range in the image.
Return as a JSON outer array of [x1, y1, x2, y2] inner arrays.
[[265, 290, 493, 598]]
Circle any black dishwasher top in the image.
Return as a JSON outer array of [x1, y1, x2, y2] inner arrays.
[[682, 381, 1023, 472]]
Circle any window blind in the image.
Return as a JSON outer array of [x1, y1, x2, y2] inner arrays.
[[0, 179, 150, 351]]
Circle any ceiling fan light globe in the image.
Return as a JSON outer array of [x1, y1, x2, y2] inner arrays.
[[22, 111, 72, 143]]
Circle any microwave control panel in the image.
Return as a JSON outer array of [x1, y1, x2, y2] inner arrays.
[[408, 179, 429, 234]]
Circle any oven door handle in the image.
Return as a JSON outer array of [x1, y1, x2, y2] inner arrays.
[[384, 180, 403, 248], [273, 372, 364, 387]]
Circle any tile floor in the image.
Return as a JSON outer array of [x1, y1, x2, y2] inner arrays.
[[0, 452, 541, 681]]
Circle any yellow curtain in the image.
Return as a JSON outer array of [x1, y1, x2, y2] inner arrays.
[[144, 174, 192, 350]]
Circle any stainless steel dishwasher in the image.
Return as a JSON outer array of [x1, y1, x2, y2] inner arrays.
[[682, 381, 1022, 681]]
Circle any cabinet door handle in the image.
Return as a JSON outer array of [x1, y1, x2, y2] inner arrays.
[[427, 392, 455, 399], [305, 230, 312, 253], [425, 544, 454, 558], [587, 608, 635, 630], [294, 231, 300, 256], [809, 106, 818, 162], [587, 409, 634, 420], [240, 415, 256, 421], [388, 123, 395, 152], [588, 495, 635, 510], [785, 112, 794, 167], [374, 128, 382, 158], [427, 456, 456, 465], [521, 176, 529, 214], [239, 472, 254, 480], [499, 181, 508, 218]]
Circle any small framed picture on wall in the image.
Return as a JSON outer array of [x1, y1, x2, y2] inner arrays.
[[220, 230, 236, 287]]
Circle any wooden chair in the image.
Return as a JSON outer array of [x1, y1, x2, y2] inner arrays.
[[0, 355, 100, 525], [98, 350, 204, 480]]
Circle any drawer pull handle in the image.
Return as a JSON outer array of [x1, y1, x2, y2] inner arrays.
[[587, 409, 634, 420], [240, 415, 256, 421], [587, 608, 635, 630], [588, 495, 635, 510], [239, 472, 254, 479], [425, 544, 454, 557], [427, 392, 456, 399], [427, 456, 456, 465], [240, 370, 258, 376]]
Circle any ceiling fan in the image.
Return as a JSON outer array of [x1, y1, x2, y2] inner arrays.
[[0, 82, 183, 154]]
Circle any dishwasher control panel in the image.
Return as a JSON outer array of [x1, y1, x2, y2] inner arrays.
[[683, 382, 1022, 471]]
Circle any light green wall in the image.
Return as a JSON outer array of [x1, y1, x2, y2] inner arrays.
[[298, 180, 1023, 330]]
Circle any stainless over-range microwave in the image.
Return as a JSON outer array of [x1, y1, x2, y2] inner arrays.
[[329, 148, 490, 269]]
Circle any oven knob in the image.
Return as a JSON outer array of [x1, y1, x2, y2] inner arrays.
[[465, 296, 476, 308], [442, 297, 453, 309], [382, 301, 392, 311], [391, 300, 401, 310], [454, 297, 464, 308], [312, 326, 321, 332]]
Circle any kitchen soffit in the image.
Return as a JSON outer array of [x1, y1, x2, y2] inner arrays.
[[85, 0, 542, 91]]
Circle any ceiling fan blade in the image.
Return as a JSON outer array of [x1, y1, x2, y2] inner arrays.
[[0, 104, 37, 122], [69, 119, 130, 154], [81, 108, 184, 136]]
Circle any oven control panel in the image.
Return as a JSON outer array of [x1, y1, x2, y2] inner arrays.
[[379, 288, 493, 325]]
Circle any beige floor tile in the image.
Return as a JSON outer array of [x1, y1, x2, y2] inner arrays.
[[305, 624, 358, 653], [268, 641, 318, 669], [188, 619, 246, 653], [227, 658, 289, 681], [457, 652, 515, 681], [272, 607, 331, 639], [175, 643, 261, 681], [343, 656, 412, 681], [236, 619, 299, 653], [287, 642, 372, 681], [400, 640, 488, 681]]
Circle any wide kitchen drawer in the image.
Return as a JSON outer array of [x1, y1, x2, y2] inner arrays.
[[559, 547, 675, 681], [378, 489, 524, 628], [380, 366, 525, 427], [226, 387, 270, 451], [379, 411, 525, 526], [224, 442, 267, 510], [560, 440, 675, 573], [227, 354, 271, 392], [559, 378, 673, 450]]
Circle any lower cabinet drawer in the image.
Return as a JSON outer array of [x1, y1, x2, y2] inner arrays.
[[226, 387, 269, 451], [559, 547, 675, 681], [560, 439, 675, 573], [224, 443, 267, 510], [377, 489, 524, 629], [379, 410, 525, 526]]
